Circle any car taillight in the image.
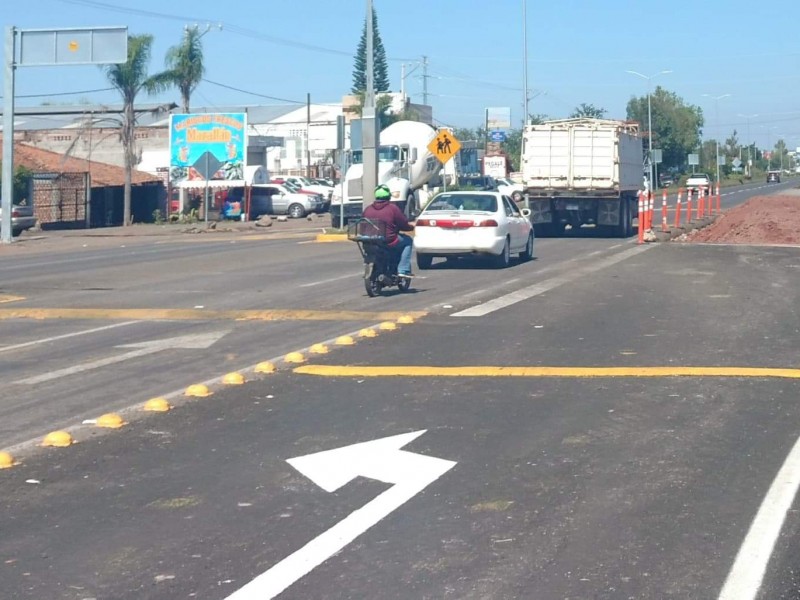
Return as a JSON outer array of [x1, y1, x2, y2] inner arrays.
[[416, 218, 432, 226], [476, 219, 498, 227], [11, 210, 20, 218]]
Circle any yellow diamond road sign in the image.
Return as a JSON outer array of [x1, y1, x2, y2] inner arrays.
[[428, 129, 461, 164]]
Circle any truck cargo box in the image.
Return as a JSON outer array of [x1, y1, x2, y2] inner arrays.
[[522, 119, 642, 195]]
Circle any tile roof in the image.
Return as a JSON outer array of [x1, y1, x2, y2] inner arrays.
[[2, 140, 161, 187]]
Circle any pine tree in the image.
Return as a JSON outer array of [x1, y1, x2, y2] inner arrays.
[[351, 8, 390, 94]]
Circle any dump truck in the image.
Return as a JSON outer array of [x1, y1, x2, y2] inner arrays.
[[521, 118, 643, 237]]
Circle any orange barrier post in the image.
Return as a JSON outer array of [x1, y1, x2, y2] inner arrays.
[[661, 189, 668, 232], [716, 182, 721, 214], [697, 188, 705, 220], [637, 191, 644, 244], [686, 189, 693, 223], [675, 188, 683, 228], [647, 191, 654, 231]]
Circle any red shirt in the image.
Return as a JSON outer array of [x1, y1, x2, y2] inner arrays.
[[362, 200, 413, 245]]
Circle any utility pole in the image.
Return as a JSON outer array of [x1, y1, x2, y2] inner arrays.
[[306, 92, 311, 177], [361, 0, 378, 209], [422, 55, 429, 106], [522, 0, 529, 128]]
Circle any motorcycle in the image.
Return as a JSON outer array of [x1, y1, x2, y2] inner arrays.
[[348, 218, 412, 297]]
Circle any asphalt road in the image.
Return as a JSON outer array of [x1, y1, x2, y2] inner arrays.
[[1, 181, 800, 599]]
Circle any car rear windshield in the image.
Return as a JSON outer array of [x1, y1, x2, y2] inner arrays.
[[425, 194, 497, 212]]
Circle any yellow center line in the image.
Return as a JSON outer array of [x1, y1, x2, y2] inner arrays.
[[294, 365, 800, 379], [0, 308, 427, 322], [0, 295, 25, 304]]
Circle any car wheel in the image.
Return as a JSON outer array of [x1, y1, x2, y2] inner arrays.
[[288, 203, 306, 219], [519, 232, 534, 261], [416, 253, 433, 270], [12, 229, 22, 238], [494, 238, 511, 268]]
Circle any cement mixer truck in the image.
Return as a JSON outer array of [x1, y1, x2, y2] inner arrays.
[[330, 121, 445, 227]]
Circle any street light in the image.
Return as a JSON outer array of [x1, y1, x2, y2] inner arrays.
[[626, 70, 672, 190], [737, 113, 758, 178], [702, 93, 731, 186]]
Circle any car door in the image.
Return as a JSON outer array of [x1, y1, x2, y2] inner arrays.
[[502, 196, 526, 250], [265, 186, 287, 214]]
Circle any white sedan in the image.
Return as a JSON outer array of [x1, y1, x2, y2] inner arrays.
[[414, 191, 534, 269]]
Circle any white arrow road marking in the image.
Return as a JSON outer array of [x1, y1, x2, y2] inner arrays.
[[226, 430, 456, 600], [15, 331, 229, 385]]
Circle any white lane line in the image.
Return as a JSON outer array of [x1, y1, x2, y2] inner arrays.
[[299, 272, 362, 288], [0, 321, 141, 354], [718, 434, 800, 600], [451, 245, 651, 317]]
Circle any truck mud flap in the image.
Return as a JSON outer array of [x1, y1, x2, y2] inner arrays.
[[597, 199, 621, 226], [528, 199, 553, 224]]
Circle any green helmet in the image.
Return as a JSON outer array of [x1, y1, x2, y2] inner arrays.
[[374, 184, 391, 201]]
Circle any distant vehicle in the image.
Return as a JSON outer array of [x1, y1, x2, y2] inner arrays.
[[226, 184, 323, 219], [274, 176, 333, 201], [495, 176, 525, 202], [270, 180, 327, 210], [413, 191, 534, 270], [659, 173, 675, 188], [767, 171, 781, 184], [521, 118, 642, 238], [457, 175, 497, 191], [685, 173, 713, 193], [0, 202, 37, 237]]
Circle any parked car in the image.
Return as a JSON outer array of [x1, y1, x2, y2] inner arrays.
[[767, 171, 781, 184], [0, 202, 37, 237], [270, 180, 328, 211], [273, 176, 333, 201], [457, 175, 497, 191], [413, 191, 534, 270], [495, 176, 525, 202], [226, 184, 323, 219]]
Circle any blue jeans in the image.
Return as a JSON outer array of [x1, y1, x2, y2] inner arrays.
[[393, 233, 413, 274]]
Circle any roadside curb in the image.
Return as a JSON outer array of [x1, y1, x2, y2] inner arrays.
[[649, 215, 719, 243]]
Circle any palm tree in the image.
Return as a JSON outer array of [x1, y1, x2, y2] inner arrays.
[[164, 27, 206, 114], [104, 34, 169, 226]]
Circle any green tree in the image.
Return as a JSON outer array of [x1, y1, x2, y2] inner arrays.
[[570, 103, 606, 119], [163, 26, 206, 113], [527, 113, 549, 125], [351, 8, 390, 93], [103, 34, 170, 225], [504, 129, 523, 171], [345, 92, 414, 130], [0, 164, 33, 204], [626, 86, 704, 171]]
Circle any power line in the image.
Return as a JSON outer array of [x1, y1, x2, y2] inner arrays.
[[201, 79, 305, 104], [0, 87, 115, 100], [51, 0, 413, 61]]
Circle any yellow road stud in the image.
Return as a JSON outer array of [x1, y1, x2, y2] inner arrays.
[[143, 397, 171, 412], [0, 451, 16, 469], [185, 383, 212, 397], [310, 343, 329, 354], [335, 335, 355, 346], [397, 315, 415, 324], [255, 361, 276, 374], [222, 372, 246, 385], [379, 321, 397, 331], [284, 352, 306, 364], [359, 328, 377, 338], [42, 431, 74, 447], [96, 413, 125, 429]]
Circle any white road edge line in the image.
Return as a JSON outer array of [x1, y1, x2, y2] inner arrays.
[[299, 272, 362, 288], [0, 321, 141, 354], [718, 434, 800, 600], [451, 245, 651, 317]]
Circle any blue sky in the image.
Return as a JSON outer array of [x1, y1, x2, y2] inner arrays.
[[3, 0, 799, 152]]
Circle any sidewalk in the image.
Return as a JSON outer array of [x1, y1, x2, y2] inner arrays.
[[1, 213, 333, 255]]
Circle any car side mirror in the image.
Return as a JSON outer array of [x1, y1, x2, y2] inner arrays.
[[521, 208, 532, 218]]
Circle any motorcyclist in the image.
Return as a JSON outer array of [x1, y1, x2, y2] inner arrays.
[[362, 184, 415, 277]]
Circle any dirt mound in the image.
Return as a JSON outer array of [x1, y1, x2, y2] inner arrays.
[[682, 192, 800, 245]]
